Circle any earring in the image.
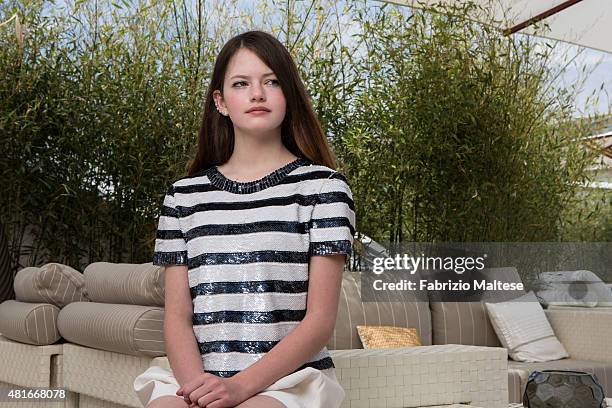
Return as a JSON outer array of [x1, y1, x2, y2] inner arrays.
[[215, 105, 228, 116]]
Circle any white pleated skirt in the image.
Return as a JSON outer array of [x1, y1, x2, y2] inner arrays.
[[133, 364, 346, 408]]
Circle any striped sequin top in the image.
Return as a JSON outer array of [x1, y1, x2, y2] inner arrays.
[[152, 157, 356, 377]]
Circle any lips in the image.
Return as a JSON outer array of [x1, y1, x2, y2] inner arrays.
[[247, 107, 270, 113]]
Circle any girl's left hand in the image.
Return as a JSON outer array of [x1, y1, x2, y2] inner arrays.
[[176, 373, 250, 408]]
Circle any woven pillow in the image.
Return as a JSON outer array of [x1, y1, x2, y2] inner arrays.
[[14, 263, 89, 308], [356, 325, 422, 349], [0, 300, 61, 345], [84, 262, 165, 306]]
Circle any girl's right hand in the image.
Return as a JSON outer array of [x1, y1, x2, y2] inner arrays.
[[177, 373, 250, 408]]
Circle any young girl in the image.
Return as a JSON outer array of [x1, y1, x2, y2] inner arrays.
[[133, 30, 355, 408]]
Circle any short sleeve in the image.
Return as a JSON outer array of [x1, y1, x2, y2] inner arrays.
[[152, 185, 188, 266], [308, 173, 356, 258]]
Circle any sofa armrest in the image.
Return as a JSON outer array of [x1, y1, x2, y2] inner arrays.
[[330, 344, 508, 408], [0, 334, 63, 388], [545, 308, 612, 362]]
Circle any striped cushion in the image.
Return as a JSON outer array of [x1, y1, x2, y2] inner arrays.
[[0, 300, 61, 345], [485, 291, 568, 362], [84, 262, 164, 306], [508, 359, 612, 402], [57, 302, 164, 357], [14, 263, 89, 308], [327, 271, 432, 350], [430, 267, 525, 346]]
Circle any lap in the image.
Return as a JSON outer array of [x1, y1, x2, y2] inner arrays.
[[135, 365, 342, 408], [146, 394, 286, 408], [146, 395, 189, 408], [235, 395, 287, 408]]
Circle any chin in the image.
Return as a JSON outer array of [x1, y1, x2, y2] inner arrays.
[[235, 126, 280, 135], [236, 121, 284, 132]]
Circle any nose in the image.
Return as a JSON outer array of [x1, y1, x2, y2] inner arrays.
[[250, 82, 266, 101]]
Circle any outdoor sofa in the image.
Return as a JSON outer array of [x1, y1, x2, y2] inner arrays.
[[0, 262, 610, 408]]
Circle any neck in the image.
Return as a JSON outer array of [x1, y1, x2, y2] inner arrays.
[[220, 127, 298, 179]]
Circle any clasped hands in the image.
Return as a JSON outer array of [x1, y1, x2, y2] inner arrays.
[[176, 373, 250, 408]]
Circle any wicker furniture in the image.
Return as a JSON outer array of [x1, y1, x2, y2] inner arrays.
[[62, 343, 150, 408], [0, 336, 508, 408], [333, 345, 507, 408], [0, 336, 77, 408]]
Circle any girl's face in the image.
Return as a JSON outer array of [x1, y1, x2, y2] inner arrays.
[[214, 48, 286, 136]]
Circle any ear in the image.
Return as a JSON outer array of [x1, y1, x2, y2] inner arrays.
[[212, 90, 225, 110]]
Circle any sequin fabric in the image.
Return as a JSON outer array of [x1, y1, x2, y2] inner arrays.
[[207, 158, 310, 194], [153, 158, 356, 377]]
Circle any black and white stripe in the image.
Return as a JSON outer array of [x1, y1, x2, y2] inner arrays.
[[153, 158, 355, 376]]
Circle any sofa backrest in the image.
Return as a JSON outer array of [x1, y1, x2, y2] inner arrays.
[[430, 301, 502, 346], [328, 271, 432, 350], [430, 266, 525, 346]]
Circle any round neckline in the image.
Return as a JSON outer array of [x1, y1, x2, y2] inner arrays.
[[207, 157, 311, 194]]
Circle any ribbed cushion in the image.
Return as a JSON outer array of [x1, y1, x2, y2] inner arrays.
[[509, 359, 612, 402], [57, 302, 164, 357], [486, 291, 568, 362], [327, 271, 432, 350], [0, 300, 61, 345], [431, 267, 525, 346], [84, 262, 164, 306], [14, 263, 89, 308]]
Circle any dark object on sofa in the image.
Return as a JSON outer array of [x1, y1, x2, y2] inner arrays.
[[523, 370, 607, 408]]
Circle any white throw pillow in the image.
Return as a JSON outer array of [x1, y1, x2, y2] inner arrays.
[[485, 291, 569, 362], [536, 270, 612, 307]]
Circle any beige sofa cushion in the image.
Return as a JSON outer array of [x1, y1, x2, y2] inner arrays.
[[14, 263, 89, 308], [84, 262, 164, 306], [327, 271, 432, 350], [430, 266, 525, 346], [431, 301, 503, 346], [57, 302, 165, 357], [508, 368, 527, 404], [0, 300, 61, 345]]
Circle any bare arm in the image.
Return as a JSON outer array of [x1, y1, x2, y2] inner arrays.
[[231, 254, 345, 396], [164, 264, 205, 386]]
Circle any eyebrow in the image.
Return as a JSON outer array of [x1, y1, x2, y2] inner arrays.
[[230, 72, 276, 80]]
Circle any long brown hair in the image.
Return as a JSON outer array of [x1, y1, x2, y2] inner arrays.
[[187, 30, 337, 176]]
